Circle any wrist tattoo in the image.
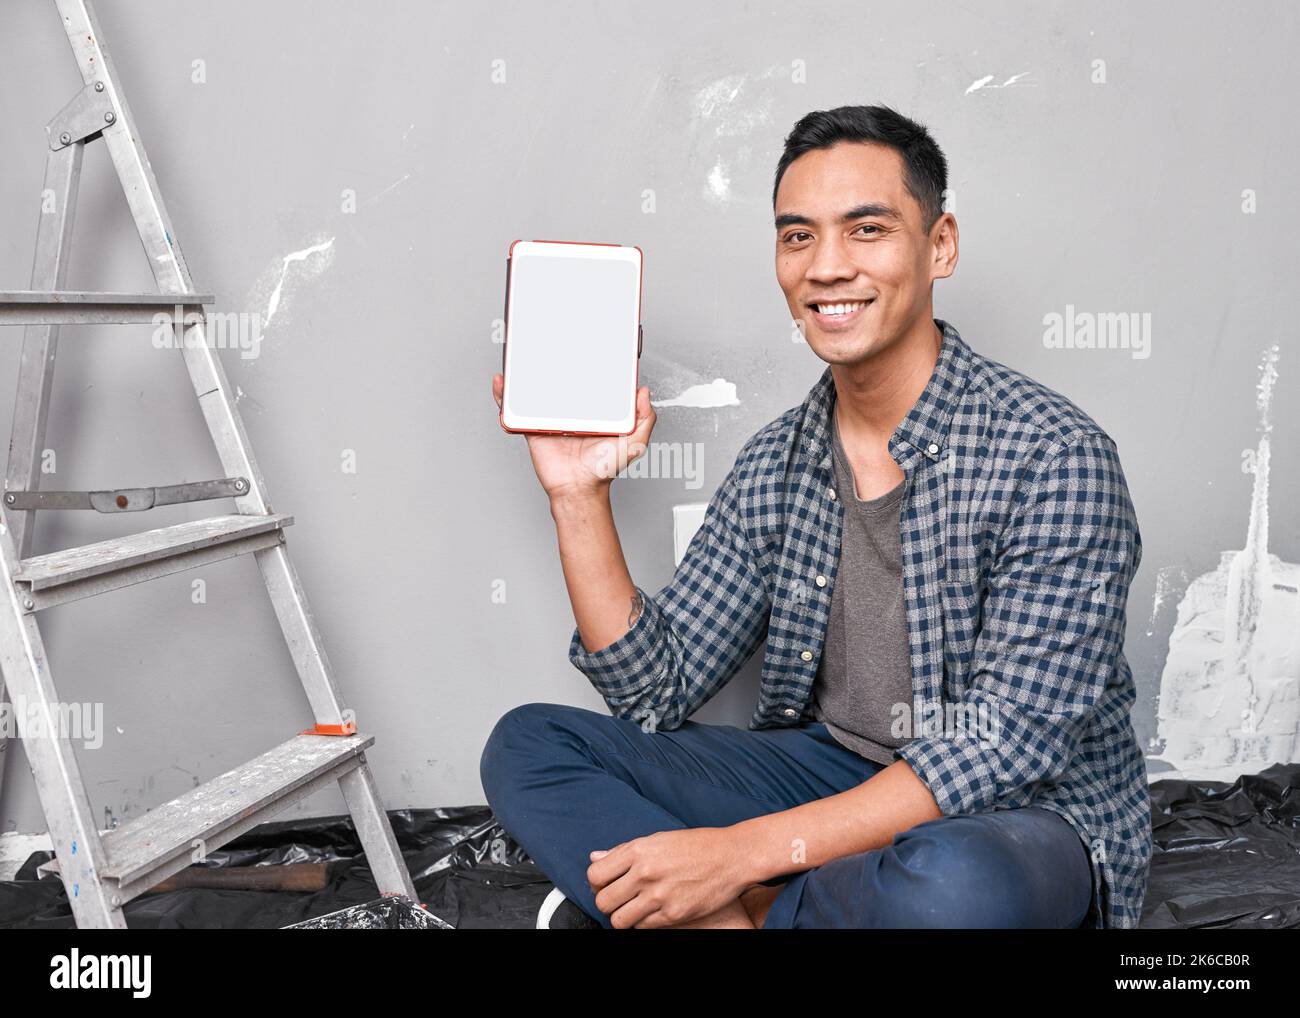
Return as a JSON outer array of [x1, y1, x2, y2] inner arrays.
[[628, 590, 644, 627]]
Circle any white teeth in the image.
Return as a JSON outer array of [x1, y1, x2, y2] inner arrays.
[[815, 301, 868, 315]]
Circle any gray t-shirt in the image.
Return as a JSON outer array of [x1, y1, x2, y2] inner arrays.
[[807, 408, 915, 766]]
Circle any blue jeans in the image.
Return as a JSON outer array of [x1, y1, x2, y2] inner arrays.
[[479, 702, 1094, 928]]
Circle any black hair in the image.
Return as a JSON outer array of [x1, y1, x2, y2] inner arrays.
[[772, 105, 949, 233]]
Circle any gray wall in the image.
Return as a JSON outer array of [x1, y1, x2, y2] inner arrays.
[[1, 0, 1296, 833]]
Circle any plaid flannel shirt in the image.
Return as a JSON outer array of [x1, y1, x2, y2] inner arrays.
[[568, 319, 1152, 929]]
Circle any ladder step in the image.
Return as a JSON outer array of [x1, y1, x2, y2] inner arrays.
[[14, 513, 293, 610], [99, 733, 373, 893], [0, 290, 213, 325]]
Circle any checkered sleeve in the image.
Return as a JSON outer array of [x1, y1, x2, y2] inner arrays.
[[568, 457, 772, 732], [894, 431, 1141, 816]]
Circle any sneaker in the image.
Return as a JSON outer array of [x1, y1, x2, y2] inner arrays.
[[536, 886, 603, 929]]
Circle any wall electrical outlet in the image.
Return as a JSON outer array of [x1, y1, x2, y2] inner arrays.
[[672, 502, 709, 567]]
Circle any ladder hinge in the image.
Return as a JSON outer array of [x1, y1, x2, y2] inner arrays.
[[47, 80, 115, 151]]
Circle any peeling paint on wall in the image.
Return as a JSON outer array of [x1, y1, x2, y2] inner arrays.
[[1151, 346, 1300, 780]]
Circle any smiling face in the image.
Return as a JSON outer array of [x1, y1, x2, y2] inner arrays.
[[774, 141, 956, 366]]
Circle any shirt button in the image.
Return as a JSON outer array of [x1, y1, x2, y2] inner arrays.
[[815, 575, 827, 587], [828, 487, 837, 500], [927, 443, 940, 455], [800, 650, 813, 662], [782, 708, 798, 719]]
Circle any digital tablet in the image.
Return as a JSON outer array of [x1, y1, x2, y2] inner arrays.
[[499, 239, 643, 436]]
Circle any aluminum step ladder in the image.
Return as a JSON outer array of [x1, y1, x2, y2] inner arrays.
[[0, 0, 417, 927]]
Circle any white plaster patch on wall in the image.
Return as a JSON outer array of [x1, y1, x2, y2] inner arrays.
[[251, 236, 337, 336], [690, 66, 785, 205], [1151, 345, 1299, 781], [652, 378, 740, 409], [965, 71, 1033, 95], [265, 237, 335, 328], [1147, 565, 1188, 636], [706, 159, 731, 203], [692, 71, 779, 137], [641, 352, 721, 407]]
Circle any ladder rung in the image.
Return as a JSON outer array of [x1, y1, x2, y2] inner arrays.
[[101, 733, 373, 893], [14, 513, 292, 610], [0, 290, 213, 326]]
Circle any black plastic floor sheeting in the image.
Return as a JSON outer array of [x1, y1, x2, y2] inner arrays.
[[285, 896, 455, 928], [1, 763, 1297, 929], [0, 806, 553, 929], [1143, 761, 1300, 929]]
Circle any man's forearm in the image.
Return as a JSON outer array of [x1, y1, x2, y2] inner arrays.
[[729, 759, 943, 885], [550, 489, 642, 654]]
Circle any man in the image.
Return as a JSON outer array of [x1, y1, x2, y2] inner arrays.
[[483, 104, 1151, 929]]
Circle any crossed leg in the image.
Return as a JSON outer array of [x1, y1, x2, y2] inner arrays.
[[480, 702, 1093, 929]]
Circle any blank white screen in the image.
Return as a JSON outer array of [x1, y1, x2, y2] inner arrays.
[[506, 252, 638, 424]]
